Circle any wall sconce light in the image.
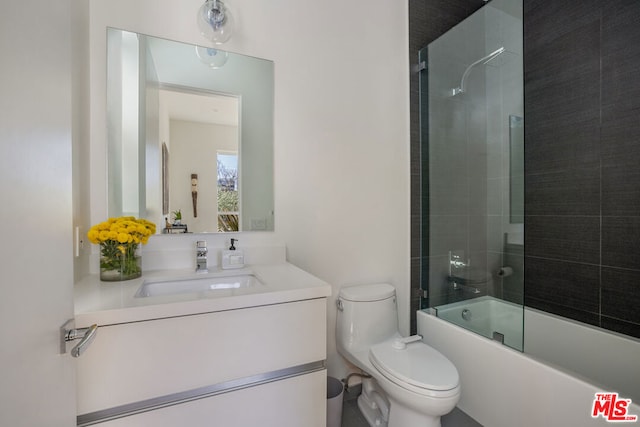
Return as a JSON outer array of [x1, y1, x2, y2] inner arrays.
[[197, 0, 235, 45]]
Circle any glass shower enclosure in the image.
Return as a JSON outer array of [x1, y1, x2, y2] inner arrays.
[[420, 0, 524, 351]]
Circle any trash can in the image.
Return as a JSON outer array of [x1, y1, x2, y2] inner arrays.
[[326, 376, 344, 427]]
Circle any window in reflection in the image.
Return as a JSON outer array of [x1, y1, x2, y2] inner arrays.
[[217, 152, 239, 232]]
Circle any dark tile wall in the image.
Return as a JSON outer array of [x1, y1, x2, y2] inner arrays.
[[409, 0, 485, 334], [524, 0, 640, 338]]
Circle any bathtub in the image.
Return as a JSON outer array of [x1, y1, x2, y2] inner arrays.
[[418, 298, 640, 427]]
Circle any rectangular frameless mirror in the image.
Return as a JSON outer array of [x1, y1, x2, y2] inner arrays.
[[509, 115, 524, 223], [107, 28, 274, 233]]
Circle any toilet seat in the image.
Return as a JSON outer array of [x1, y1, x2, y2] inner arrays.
[[369, 339, 460, 398]]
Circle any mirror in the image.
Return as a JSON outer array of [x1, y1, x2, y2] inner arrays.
[[107, 28, 274, 233]]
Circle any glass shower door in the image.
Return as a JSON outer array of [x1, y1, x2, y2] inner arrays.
[[420, 0, 524, 351]]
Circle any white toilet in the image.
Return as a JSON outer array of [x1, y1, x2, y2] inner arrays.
[[336, 283, 460, 427]]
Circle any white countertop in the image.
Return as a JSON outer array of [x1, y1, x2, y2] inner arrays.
[[74, 263, 332, 327]]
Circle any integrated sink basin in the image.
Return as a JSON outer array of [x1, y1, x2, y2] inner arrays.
[[135, 273, 264, 298]]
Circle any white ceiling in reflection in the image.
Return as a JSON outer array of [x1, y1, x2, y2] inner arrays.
[[160, 89, 238, 127]]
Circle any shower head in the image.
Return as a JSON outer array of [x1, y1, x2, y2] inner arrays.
[[450, 47, 505, 97]]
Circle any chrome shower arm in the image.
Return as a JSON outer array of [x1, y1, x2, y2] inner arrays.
[[452, 46, 505, 96]]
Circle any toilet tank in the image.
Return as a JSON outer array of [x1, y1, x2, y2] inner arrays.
[[336, 284, 398, 355]]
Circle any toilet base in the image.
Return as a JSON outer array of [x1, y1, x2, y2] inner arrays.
[[387, 396, 442, 427], [357, 395, 387, 427], [357, 392, 445, 427], [354, 375, 452, 427], [356, 377, 389, 427]]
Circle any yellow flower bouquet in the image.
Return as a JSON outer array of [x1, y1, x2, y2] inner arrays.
[[87, 216, 156, 281]]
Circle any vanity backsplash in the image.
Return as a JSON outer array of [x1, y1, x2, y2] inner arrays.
[[89, 234, 286, 275]]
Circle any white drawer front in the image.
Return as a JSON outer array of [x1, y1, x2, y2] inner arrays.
[[96, 370, 327, 427], [77, 298, 326, 415]]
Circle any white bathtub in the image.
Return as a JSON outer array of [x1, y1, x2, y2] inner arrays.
[[418, 300, 640, 427]]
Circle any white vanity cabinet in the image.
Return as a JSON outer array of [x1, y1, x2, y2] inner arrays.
[[76, 297, 328, 426]]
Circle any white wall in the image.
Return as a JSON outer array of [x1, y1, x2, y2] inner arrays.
[[83, 0, 409, 379]]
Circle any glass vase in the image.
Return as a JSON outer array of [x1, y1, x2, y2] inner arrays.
[[99, 241, 142, 282]]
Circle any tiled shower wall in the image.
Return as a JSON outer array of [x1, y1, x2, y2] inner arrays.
[[524, 0, 640, 338], [409, 0, 485, 333]]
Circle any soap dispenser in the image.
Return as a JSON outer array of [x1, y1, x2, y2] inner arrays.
[[221, 238, 244, 269]]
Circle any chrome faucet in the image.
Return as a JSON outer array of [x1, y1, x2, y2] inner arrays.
[[196, 241, 208, 273], [449, 251, 469, 272]]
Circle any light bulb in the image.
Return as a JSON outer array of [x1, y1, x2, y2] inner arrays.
[[195, 45, 229, 68], [197, 0, 234, 45]]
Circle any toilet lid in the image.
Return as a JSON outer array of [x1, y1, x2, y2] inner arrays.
[[338, 283, 395, 302], [369, 340, 459, 392]]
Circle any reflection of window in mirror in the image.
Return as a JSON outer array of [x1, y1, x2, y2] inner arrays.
[[217, 152, 239, 232]]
